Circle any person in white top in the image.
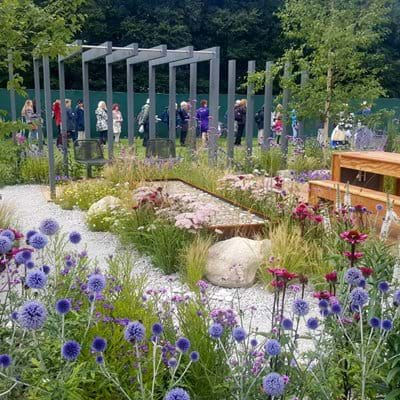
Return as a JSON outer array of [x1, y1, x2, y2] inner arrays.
[[112, 103, 123, 143]]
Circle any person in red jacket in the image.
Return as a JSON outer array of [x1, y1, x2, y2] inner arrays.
[[52, 99, 62, 146]]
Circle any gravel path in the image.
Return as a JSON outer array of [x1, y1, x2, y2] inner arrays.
[[1, 185, 315, 343]]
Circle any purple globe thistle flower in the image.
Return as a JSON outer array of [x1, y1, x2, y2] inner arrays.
[[69, 231, 81, 244], [62, 340, 81, 361], [164, 387, 190, 400], [381, 319, 393, 331], [168, 357, 177, 368], [92, 337, 107, 352], [26, 269, 47, 289], [42, 265, 51, 275], [232, 327, 247, 343], [25, 261, 35, 269], [376, 204, 384, 212], [39, 218, 60, 236], [349, 287, 369, 308], [18, 300, 47, 330], [26, 230, 37, 242], [87, 274, 106, 293], [369, 317, 380, 329], [250, 338, 258, 347], [358, 279, 366, 288], [0, 236, 12, 254], [393, 289, 400, 305], [282, 318, 293, 330], [11, 311, 18, 321], [14, 250, 32, 264], [151, 323, 163, 337], [292, 299, 309, 316], [55, 299, 71, 315], [331, 303, 342, 314], [378, 281, 390, 293], [318, 299, 329, 309], [265, 339, 281, 356], [190, 351, 200, 362], [1, 229, 15, 241], [29, 233, 48, 250], [124, 321, 146, 343], [306, 317, 319, 330], [0, 354, 12, 368], [209, 323, 224, 339], [262, 372, 285, 397], [345, 268, 362, 286], [176, 337, 191, 353], [95, 355, 104, 364]]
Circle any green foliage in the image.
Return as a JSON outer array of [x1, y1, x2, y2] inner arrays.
[[0, 201, 16, 228], [254, 147, 285, 176], [20, 155, 62, 184], [0, 139, 23, 186]]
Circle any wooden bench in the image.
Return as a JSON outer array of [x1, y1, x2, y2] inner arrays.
[[73, 140, 108, 178], [309, 151, 400, 215]]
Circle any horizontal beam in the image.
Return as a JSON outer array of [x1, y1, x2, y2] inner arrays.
[[127, 45, 167, 65], [170, 47, 216, 67], [106, 43, 138, 64], [149, 46, 193, 67], [59, 40, 83, 62], [82, 41, 112, 62]]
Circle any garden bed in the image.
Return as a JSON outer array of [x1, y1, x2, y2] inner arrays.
[[150, 179, 267, 238]]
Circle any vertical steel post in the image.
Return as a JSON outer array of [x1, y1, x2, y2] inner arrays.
[[208, 47, 220, 165], [43, 56, 56, 199], [33, 58, 44, 150], [281, 62, 291, 156], [82, 60, 90, 139], [263, 61, 273, 150], [148, 64, 156, 140], [189, 63, 197, 150], [106, 61, 113, 158], [58, 58, 69, 176], [298, 70, 309, 139], [8, 52, 16, 123], [127, 63, 134, 146], [169, 65, 176, 141], [245, 60, 256, 157], [227, 60, 236, 166]]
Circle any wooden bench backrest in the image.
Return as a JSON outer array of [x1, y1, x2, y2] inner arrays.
[[74, 140, 104, 162]]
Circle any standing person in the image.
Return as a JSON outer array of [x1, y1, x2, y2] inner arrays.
[[291, 109, 299, 138], [21, 99, 38, 141], [234, 99, 247, 146], [255, 106, 264, 145], [137, 99, 150, 147], [272, 115, 283, 144], [196, 99, 209, 146], [178, 101, 190, 146], [95, 101, 108, 145], [65, 99, 76, 142], [74, 100, 85, 140], [112, 103, 123, 143], [52, 100, 62, 147]]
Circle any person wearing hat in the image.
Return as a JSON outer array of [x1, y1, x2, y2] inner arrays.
[[75, 99, 85, 141]]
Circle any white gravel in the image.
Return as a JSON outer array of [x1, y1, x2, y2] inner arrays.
[[1, 184, 315, 343]]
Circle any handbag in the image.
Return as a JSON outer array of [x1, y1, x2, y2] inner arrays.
[[139, 124, 145, 134]]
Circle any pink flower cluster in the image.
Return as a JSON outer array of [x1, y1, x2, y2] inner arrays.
[[292, 202, 323, 223], [174, 203, 218, 230], [132, 186, 165, 209]]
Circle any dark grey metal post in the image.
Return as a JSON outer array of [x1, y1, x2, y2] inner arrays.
[[263, 61, 273, 150], [58, 57, 68, 176], [33, 58, 44, 150], [208, 47, 220, 165], [7, 52, 16, 123], [42, 55, 56, 199], [281, 62, 291, 156], [298, 70, 309, 139], [126, 45, 167, 147], [127, 63, 134, 146], [82, 42, 112, 140], [245, 60, 256, 157], [149, 47, 193, 141], [189, 63, 197, 149], [227, 60, 236, 166], [169, 65, 176, 141], [106, 60, 113, 157]]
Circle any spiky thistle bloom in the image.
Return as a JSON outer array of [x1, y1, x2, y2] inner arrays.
[[18, 300, 47, 330], [39, 218, 60, 236], [62, 341, 81, 361]]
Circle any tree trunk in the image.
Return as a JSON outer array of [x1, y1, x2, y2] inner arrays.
[[323, 64, 333, 147]]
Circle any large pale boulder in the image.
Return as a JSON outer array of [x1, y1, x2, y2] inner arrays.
[[205, 237, 270, 288], [87, 196, 122, 217]]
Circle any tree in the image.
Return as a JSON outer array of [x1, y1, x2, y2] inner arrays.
[[0, 0, 86, 137], [278, 0, 392, 144]]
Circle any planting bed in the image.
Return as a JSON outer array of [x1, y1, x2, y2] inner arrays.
[[153, 179, 266, 237]]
